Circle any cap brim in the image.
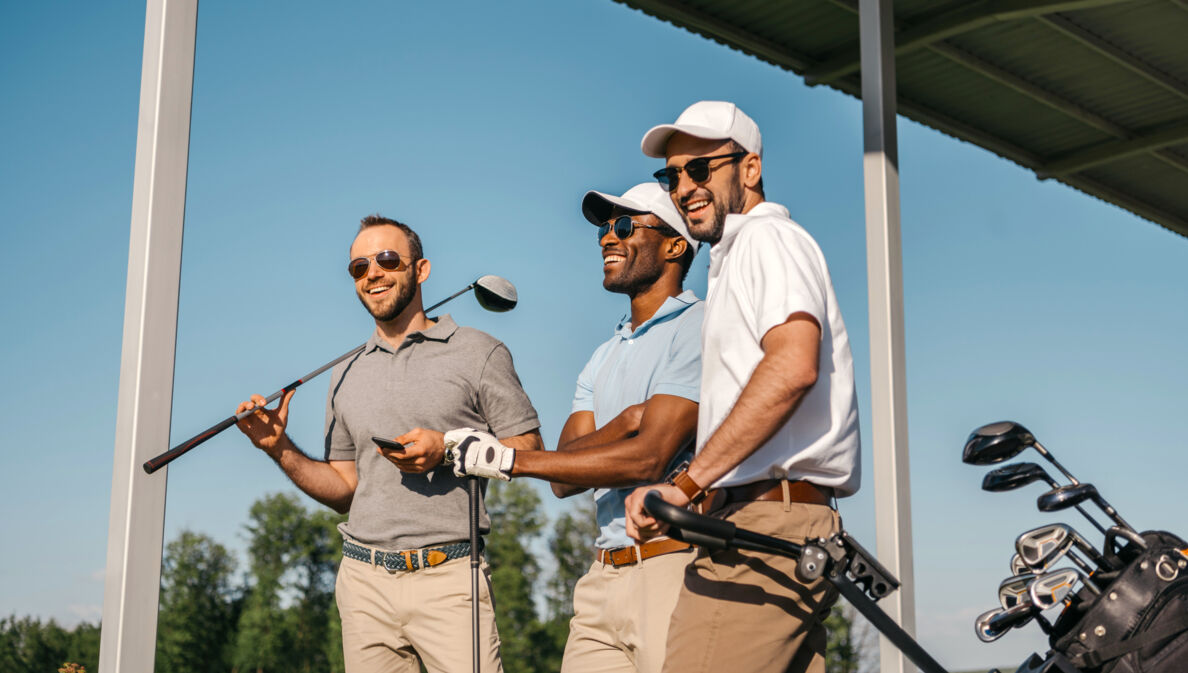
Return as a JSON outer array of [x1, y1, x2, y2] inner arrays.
[[641, 123, 732, 157], [581, 190, 648, 226]]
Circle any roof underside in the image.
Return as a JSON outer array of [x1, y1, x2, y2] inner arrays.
[[615, 0, 1188, 238]]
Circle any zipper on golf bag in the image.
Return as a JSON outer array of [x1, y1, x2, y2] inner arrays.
[[1048, 531, 1188, 672]]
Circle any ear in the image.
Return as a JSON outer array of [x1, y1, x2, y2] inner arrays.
[[415, 258, 431, 284], [741, 153, 762, 190], [664, 236, 688, 262]]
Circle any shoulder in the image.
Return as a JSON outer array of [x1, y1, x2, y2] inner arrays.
[[736, 212, 820, 255], [449, 326, 505, 356]]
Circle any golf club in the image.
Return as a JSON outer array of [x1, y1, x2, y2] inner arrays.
[[982, 462, 1107, 535], [997, 574, 1054, 635], [1037, 483, 1135, 535], [143, 275, 518, 474], [963, 421, 1080, 485], [1029, 567, 1099, 612], [975, 603, 1036, 643], [1010, 553, 1029, 576], [1015, 525, 1101, 584]]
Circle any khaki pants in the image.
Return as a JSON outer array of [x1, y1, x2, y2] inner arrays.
[[660, 501, 841, 673], [336, 554, 502, 673], [561, 547, 694, 673]]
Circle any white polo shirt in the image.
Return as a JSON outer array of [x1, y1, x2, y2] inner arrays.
[[699, 201, 861, 495]]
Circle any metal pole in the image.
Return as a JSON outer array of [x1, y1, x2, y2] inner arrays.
[[858, 1, 917, 672], [99, 1, 197, 671]]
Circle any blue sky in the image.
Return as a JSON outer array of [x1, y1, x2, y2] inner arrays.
[[2, 0, 1186, 669]]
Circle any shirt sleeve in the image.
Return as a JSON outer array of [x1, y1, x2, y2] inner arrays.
[[650, 304, 703, 403], [323, 363, 357, 462], [477, 343, 541, 438], [571, 352, 597, 414], [739, 222, 827, 341]]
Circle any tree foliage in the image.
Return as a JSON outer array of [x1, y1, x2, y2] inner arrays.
[[156, 531, 238, 673]]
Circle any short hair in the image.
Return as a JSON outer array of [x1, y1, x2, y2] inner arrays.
[[728, 140, 764, 198], [357, 214, 424, 260], [654, 223, 696, 282]]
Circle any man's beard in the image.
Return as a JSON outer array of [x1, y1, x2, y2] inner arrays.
[[358, 277, 417, 322], [687, 176, 745, 245], [603, 254, 664, 296]]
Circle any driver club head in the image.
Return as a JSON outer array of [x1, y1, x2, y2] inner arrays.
[[964, 421, 1037, 465], [473, 275, 518, 312], [982, 462, 1056, 492]]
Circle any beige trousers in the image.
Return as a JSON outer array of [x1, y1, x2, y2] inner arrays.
[[660, 501, 841, 673], [560, 547, 694, 673], [335, 554, 503, 673]]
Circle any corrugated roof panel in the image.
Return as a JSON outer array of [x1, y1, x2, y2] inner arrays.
[[612, 0, 1188, 237]]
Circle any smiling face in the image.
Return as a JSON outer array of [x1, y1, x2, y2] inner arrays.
[[349, 224, 427, 322], [665, 134, 754, 245], [600, 210, 681, 296]]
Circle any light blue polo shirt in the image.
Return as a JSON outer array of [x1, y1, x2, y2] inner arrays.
[[571, 290, 703, 549]]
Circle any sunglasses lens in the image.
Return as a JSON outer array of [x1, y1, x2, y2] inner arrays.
[[597, 223, 611, 240], [375, 250, 405, 271], [614, 216, 635, 239], [685, 158, 711, 183], [348, 258, 369, 279], [653, 167, 676, 191]]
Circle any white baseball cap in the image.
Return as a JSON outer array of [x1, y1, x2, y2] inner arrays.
[[641, 100, 762, 158], [581, 182, 700, 252]]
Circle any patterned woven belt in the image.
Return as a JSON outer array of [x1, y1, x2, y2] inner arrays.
[[342, 539, 475, 572]]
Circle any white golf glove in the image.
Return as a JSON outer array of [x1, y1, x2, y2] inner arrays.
[[443, 428, 515, 481]]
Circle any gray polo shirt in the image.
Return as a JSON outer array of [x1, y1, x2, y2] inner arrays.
[[324, 315, 539, 550]]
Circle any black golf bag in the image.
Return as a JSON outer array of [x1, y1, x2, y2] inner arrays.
[[1046, 530, 1188, 672]]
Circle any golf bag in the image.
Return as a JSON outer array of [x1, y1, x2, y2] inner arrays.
[[1047, 530, 1188, 672]]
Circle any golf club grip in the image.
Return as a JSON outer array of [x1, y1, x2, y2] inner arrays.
[[643, 491, 737, 542], [143, 415, 238, 474]]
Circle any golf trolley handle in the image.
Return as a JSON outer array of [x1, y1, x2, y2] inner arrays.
[[642, 491, 952, 673]]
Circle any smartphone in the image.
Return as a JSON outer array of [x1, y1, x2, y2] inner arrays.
[[372, 436, 405, 452]]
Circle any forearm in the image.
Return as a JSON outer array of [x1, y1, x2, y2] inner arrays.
[[557, 413, 635, 453], [515, 439, 674, 488], [686, 355, 814, 489], [268, 437, 355, 513]]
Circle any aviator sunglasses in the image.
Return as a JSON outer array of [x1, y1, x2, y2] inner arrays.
[[598, 215, 666, 241], [348, 250, 414, 279], [653, 151, 747, 192]]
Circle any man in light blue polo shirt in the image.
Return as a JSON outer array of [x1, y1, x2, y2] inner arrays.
[[445, 183, 702, 673]]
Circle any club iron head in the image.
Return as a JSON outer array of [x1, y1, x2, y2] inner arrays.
[[964, 421, 1037, 465], [1010, 553, 1029, 576], [1016, 524, 1073, 570], [982, 462, 1056, 492], [975, 604, 1034, 642], [1029, 568, 1081, 611], [473, 275, 517, 312], [998, 573, 1037, 609]]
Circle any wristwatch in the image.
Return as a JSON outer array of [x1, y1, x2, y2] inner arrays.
[[665, 461, 708, 505]]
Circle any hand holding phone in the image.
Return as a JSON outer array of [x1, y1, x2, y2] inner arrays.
[[372, 436, 405, 452]]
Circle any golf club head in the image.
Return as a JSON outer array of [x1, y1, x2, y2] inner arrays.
[[982, 462, 1055, 492], [1037, 483, 1096, 513], [473, 275, 517, 312], [1010, 553, 1029, 576], [964, 421, 1037, 465], [1029, 568, 1080, 611], [975, 604, 1033, 642], [1016, 524, 1073, 570], [999, 573, 1037, 609]]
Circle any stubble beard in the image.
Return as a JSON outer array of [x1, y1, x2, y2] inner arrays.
[[687, 176, 746, 245], [603, 252, 665, 297], [358, 275, 418, 322]]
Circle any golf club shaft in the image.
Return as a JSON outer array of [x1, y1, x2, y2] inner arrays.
[[142, 343, 367, 474], [143, 281, 489, 474], [468, 477, 481, 673], [1032, 441, 1080, 485]]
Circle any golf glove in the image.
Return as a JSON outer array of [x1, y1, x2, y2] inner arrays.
[[443, 428, 515, 481]]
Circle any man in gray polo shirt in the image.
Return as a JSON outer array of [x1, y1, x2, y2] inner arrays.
[[235, 214, 541, 673]]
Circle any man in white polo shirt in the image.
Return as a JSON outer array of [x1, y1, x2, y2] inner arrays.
[[624, 101, 861, 673]]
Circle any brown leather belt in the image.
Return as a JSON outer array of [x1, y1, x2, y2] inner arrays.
[[705, 479, 833, 510], [596, 538, 692, 567]]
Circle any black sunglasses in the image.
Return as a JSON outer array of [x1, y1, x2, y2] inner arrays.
[[348, 250, 414, 279], [653, 151, 747, 192], [597, 215, 666, 241]]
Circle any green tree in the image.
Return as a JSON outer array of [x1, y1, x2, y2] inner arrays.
[[545, 496, 598, 623], [825, 603, 876, 673], [155, 531, 238, 673], [0, 616, 73, 673]]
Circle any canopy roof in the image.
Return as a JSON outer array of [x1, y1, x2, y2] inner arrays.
[[616, 0, 1188, 237]]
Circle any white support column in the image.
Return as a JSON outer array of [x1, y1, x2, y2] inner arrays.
[[858, 1, 917, 672], [99, 1, 197, 671]]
